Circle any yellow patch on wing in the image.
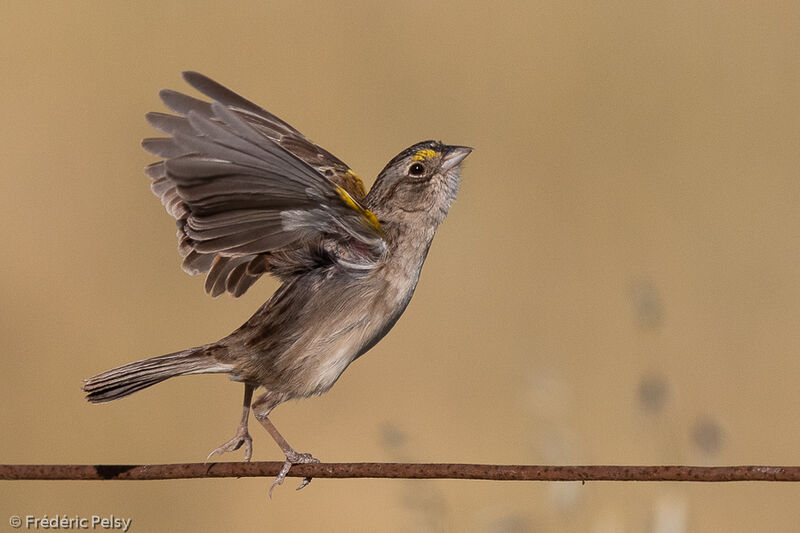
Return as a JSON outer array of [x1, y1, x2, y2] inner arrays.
[[344, 169, 367, 198], [412, 149, 441, 161], [335, 186, 382, 235]]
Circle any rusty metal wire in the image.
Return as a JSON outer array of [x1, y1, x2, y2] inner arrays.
[[2, 463, 800, 482]]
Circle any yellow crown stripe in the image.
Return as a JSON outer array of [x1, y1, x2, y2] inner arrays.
[[412, 149, 440, 162], [335, 186, 382, 235]]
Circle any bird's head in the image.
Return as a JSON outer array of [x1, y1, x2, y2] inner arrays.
[[366, 141, 472, 227]]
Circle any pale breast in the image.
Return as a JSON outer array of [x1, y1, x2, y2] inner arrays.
[[240, 224, 435, 399], [276, 266, 418, 398]]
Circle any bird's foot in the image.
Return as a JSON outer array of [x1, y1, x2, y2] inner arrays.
[[269, 450, 320, 498], [206, 427, 254, 463]]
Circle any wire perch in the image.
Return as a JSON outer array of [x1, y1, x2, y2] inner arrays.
[[2, 463, 800, 482]]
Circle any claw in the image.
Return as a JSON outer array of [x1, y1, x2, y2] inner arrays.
[[269, 459, 293, 498], [205, 430, 254, 463], [296, 476, 313, 491], [268, 451, 320, 498]]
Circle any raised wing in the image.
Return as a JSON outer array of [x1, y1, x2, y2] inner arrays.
[[142, 72, 384, 297], [163, 71, 368, 200]]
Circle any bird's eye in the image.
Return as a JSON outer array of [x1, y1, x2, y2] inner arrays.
[[408, 162, 425, 176]]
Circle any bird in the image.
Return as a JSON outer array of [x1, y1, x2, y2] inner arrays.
[[83, 71, 471, 495]]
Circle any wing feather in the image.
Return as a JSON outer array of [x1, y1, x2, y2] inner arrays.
[[142, 72, 385, 297], [183, 72, 368, 200]]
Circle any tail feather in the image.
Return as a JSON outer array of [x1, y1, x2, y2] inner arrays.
[[83, 346, 232, 403]]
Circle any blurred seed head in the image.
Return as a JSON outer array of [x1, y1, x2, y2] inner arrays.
[[380, 422, 407, 450], [638, 374, 670, 415], [691, 417, 725, 457], [630, 278, 664, 331]]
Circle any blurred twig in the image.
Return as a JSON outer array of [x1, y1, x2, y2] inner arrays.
[[2, 463, 800, 481]]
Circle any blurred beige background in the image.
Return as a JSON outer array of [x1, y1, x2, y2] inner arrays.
[[2, 1, 799, 531]]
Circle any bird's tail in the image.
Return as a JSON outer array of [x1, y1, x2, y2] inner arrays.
[[83, 345, 233, 403]]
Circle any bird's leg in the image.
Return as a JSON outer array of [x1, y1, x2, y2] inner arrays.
[[253, 392, 319, 497], [207, 383, 255, 462]]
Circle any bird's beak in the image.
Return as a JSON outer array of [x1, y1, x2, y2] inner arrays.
[[441, 145, 473, 170]]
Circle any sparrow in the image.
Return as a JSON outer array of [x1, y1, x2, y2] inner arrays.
[[83, 72, 471, 495]]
